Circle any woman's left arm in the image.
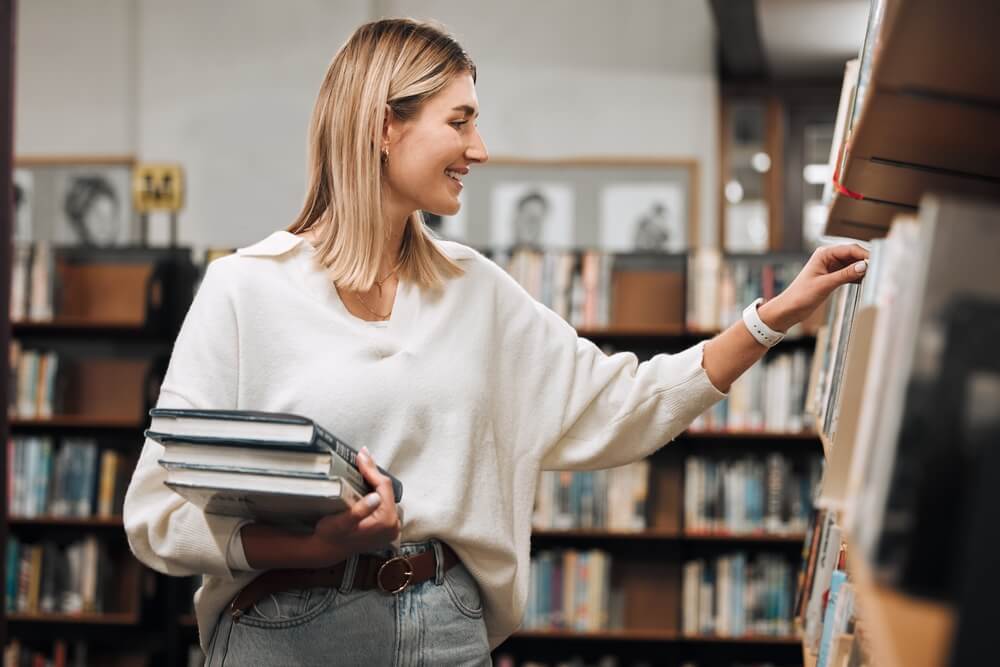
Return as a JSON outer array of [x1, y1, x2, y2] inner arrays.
[[703, 243, 870, 393]]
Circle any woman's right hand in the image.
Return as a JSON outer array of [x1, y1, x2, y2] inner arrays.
[[308, 447, 402, 567]]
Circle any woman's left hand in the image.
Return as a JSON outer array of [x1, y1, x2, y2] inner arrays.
[[759, 244, 870, 332]]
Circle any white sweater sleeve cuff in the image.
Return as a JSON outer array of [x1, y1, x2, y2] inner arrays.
[[226, 519, 257, 572]]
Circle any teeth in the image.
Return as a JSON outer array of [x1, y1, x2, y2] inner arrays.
[[445, 170, 463, 183]]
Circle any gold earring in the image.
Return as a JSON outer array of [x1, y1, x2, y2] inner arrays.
[[381, 147, 389, 163]]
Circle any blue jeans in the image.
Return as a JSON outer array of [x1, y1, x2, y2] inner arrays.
[[204, 540, 491, 666]]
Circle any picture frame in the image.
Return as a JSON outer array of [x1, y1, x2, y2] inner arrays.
[[434, 157, 698, 253], [13, 156, 136, 247]]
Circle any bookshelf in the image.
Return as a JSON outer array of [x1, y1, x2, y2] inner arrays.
[[4, 244, 197, 667], [825, 0, 1000, 241], [494, 249, 823, 667], [797, 3, 1000, 666]]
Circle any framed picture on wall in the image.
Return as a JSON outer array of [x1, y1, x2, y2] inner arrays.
[[12, 168, 32, 242], [599, 182, 689, 252], [489, 182, 575, 249], [449, 158, 698, 253], [13, 157, 136, 247]]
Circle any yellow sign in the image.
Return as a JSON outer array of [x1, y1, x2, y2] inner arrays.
[[133, 163, 184, 213]]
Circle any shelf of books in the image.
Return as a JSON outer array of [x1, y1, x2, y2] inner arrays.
[[797, 3, 1000, 664], [5, 244, 197, 667], [492, 250, 824, 666]]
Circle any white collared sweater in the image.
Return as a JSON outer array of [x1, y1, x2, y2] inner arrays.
[[122, 231, 726, 651]]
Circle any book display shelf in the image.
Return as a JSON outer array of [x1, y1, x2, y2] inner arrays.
[[4, 245, 197, 667], [797, 2, 1000, 667], [491, 249, 823, 667]]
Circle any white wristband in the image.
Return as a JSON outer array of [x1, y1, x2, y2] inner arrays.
[[742, 298, 785, 348]]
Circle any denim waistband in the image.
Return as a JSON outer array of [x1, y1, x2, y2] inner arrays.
[[340, 539, 451, 594]]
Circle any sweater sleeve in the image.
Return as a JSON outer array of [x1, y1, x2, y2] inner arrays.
[[488, 262, 727, 471], [123, 260, 255, 579]]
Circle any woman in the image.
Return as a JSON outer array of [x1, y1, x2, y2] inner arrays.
[[123, 18, 868, 666]]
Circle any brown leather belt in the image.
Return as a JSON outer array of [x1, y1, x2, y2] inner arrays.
[[229, 543, 460, 621]]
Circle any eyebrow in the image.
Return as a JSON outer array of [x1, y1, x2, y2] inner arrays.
[[451, 105, 480, 119]]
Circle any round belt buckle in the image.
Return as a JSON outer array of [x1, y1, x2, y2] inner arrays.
[[377, 555, 414, 594]]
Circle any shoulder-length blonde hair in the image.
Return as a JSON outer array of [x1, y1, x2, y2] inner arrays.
[[288, 18, 476, 292]]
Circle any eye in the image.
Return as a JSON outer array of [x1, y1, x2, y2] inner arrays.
[[450, 120, 468, 129]]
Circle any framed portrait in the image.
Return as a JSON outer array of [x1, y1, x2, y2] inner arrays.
[[449, 158, 697, 252], [13, 168, 32, 242], [599, 182, 689, 252], [13, 157, 136, 247], [490, 182, 575, 249]]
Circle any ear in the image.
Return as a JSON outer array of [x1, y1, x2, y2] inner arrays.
[[381, 103, 395, 150]]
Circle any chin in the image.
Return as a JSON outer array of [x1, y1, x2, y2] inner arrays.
[[426, 199, 461, 217]]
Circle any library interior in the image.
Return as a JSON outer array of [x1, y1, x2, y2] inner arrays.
[[1, 1, 998, 666]]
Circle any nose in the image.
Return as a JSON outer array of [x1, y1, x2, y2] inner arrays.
[[466, 128, 489, 164]]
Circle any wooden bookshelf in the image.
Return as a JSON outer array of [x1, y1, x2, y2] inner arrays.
[[6, 246, 197, 667], [826, 0, 1000, 241], [682, 429, 818, 441], [12, 318, 157, 337], [6, 611, 140, 625], [845, 541, 956, 667], [9, 416, 145, 430], [530, 528, 806, 544], [512, 629, 800, 644], [7, 515, 123, 528]]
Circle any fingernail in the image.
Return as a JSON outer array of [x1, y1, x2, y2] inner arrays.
[[366, 493, 382, 508], [854, 260, 868, 274]]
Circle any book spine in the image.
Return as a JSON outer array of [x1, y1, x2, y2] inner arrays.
[[312, 424, 403, 503]]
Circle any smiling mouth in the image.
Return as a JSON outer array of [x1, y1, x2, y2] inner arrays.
[[445, 169, 464, 185]]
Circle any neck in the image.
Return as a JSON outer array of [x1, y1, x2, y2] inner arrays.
[[380, 189, 416, 280]]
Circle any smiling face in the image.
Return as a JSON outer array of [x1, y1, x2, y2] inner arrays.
[[381, 73, 489, 219]]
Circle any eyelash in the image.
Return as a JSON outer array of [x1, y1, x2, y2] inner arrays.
[[450, 120, 468, 129]]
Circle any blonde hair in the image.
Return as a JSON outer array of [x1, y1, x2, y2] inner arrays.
[[288, 18, 476, 291]]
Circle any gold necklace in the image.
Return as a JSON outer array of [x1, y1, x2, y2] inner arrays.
[[339, 260, 403, 321], [372, 261, 402, 296], [355, 286, 393, 320]]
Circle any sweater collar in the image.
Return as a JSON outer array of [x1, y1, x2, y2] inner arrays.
[[236, 230, 477, 261]]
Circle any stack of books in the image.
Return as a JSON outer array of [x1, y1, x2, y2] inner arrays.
[[146, 409, 403, 530]]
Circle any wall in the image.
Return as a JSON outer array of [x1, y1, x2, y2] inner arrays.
[[15, 0, 720, 252]]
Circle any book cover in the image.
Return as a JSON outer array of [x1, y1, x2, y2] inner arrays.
[[165, 474, 362, 529], [146, 408, 402, 502]]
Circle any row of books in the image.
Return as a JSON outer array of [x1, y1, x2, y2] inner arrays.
[[795, 511, 865, 667], [3, 641, 141, 667], [821, 1, 885, 212], [5, 536, 111, 615], [9, 242, 56, 322], [496, 660, 786, 667], [7, 437, 130, 519], [795, 510, 844, 652], [813, 569, 857, 667], [808, 275, 864, 445], [523, 549, 616, 632], [810, 198, 999, 602], [499, 249, 614, 329], [7, 343, 59, 419], [681, 553, 796, 638], [687, 251, 809, 334], [5, 640, 70, 667], [497, 246, 818, 336], [683, 454, 823, 536], [532, 462, 648, 532], [690, 348, 813, 434]]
